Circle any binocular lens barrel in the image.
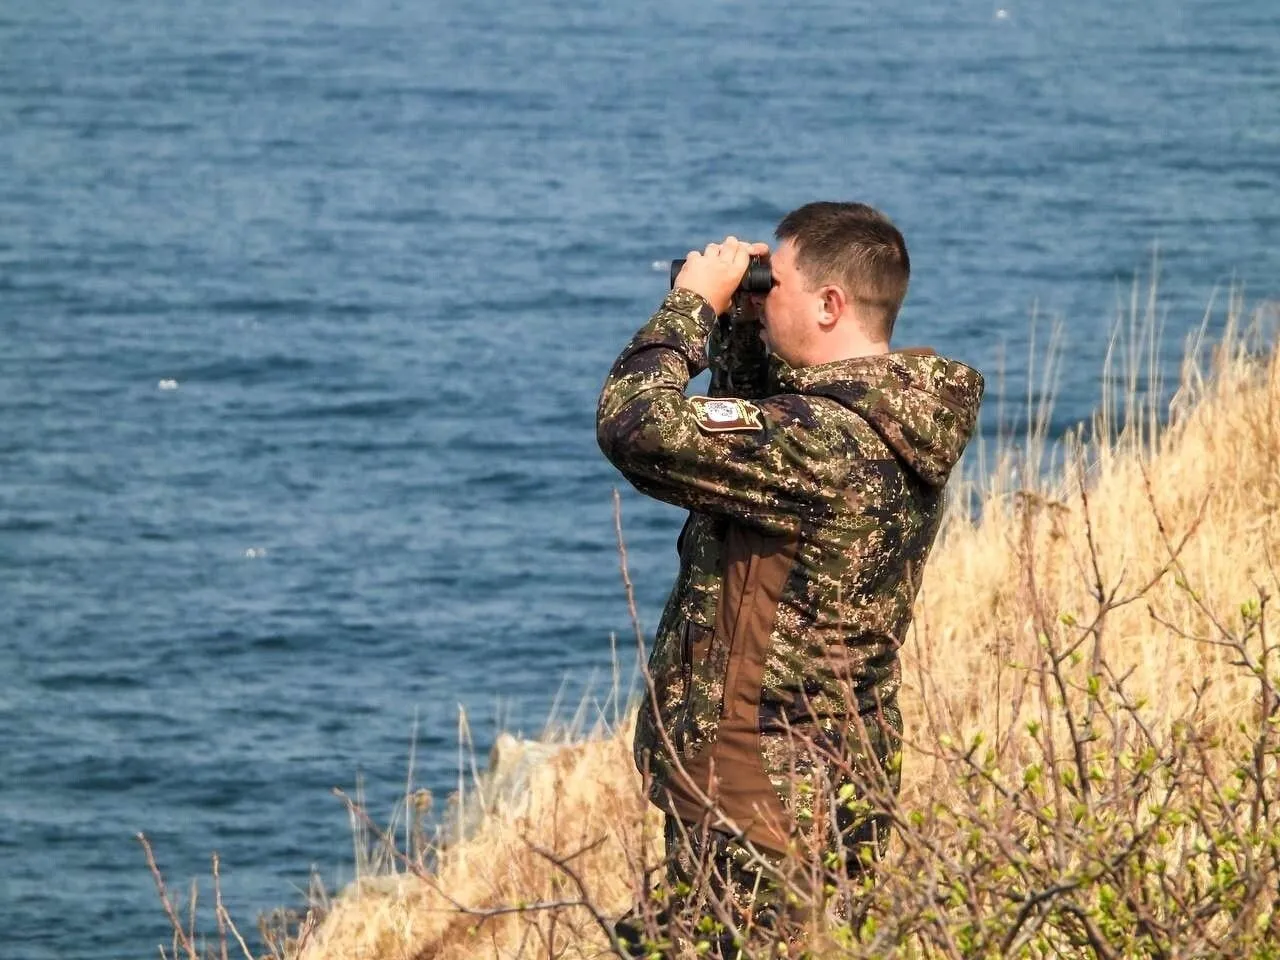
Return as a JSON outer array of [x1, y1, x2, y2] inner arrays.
[[668, 257, 773, 295]]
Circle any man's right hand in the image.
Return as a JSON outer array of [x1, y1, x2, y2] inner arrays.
[[673, 236, 770, 316]]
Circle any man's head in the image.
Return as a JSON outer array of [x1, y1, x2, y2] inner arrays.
[[758, 202, 910, 368]]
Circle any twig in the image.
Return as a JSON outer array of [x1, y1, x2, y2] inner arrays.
[[211, 853, 256, 960], [523, 834, 625, 957], [212, 853, 230, 960], [138, 833, 198, 960]]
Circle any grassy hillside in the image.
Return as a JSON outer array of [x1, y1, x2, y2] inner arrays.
[[151, 291, 1280, 959]]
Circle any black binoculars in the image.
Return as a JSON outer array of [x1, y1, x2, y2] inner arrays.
[[668, 256, 774, 295]]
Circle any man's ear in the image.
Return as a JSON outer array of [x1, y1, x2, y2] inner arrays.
[[818, 286, 845, 329]]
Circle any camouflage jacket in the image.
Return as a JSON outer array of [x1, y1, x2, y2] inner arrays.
[[596, 288, 984, 851]]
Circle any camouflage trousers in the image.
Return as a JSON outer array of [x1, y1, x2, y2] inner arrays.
[[617, 712, 900, 957], [615, 810, 889, 959], [613, 815, 791, 959]]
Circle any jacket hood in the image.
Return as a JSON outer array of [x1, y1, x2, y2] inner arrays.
[[777, 349, 985, 488]]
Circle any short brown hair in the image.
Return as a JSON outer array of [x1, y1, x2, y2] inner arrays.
[[775, 201, 910, 338]]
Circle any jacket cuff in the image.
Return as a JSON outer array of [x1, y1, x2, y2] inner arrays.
[[664, 288, 719, 330]]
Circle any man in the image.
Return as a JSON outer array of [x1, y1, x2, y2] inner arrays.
[[597, 202, 984, 956]]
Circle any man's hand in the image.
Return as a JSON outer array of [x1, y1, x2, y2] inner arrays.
[[673, 236, 770, 316]]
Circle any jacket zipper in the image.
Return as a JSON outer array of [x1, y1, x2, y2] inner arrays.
[[677, 621, 694, 750], [719, 547, 758, 719]]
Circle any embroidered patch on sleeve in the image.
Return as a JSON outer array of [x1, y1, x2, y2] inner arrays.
[[689, 395, 765, 434]]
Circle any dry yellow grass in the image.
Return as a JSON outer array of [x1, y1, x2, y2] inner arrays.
[[290, 293, 1279, 960], [901, 296, 1280, 810]]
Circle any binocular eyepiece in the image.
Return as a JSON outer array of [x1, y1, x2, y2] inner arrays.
[[669, 256, 774, 295]]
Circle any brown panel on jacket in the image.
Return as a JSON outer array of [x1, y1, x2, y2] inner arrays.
[[665, 524, 799, 854]]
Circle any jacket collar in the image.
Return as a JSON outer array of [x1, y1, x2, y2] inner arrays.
[[774, 348, 938, 394]]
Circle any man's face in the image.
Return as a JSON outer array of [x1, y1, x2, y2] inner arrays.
[[758, 239, 820, 368]]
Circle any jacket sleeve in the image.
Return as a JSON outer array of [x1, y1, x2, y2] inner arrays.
[[597, 290, 852, 536]]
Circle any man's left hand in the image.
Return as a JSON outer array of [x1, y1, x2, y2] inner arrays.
[[673, 236, 770, 316]]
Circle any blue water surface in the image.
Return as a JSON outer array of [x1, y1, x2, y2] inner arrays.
[[1, 0, 1277, 956]]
